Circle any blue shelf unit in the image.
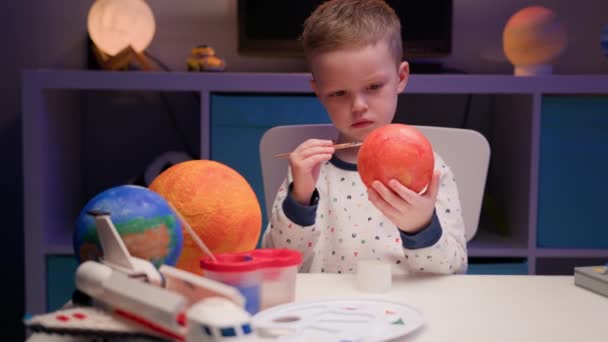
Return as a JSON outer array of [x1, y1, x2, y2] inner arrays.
[[210, 93, 331, 240], [537, 95, 608, 249], [46, 255, 78, 312], [22, 71, 608, 314], [467, 257, 528, 275]]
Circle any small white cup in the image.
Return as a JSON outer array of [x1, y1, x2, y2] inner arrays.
[[356, 259, 392, 293]]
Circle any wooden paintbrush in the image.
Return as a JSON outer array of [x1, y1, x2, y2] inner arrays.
[[274, 141, 363, 158]]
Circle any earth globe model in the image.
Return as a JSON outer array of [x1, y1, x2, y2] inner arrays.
[[73, 185, 183, 268]]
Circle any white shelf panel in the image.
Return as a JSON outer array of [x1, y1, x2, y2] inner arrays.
[[24, 70, 608, 94], [46, 243, 73, 255], [468, 247, 529, 258], [23, 70, 608, 314], [535, 249, 608, 258], [468, 229, 527, 250]]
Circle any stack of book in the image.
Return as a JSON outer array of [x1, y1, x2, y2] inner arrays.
[[574, 263, 608, 298]]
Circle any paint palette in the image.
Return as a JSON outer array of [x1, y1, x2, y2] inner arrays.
[[252, 299, 424, 341]]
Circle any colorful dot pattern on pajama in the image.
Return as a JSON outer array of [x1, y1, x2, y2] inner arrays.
[[262, 152, 468, 275]]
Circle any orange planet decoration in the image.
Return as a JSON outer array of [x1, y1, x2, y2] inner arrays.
[[358, 124, 434, 193], [503, 6, 567, 76], [149, 160, 262, 275]]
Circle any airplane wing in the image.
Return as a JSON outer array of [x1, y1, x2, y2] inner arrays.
[[24, 306, 168, 341]]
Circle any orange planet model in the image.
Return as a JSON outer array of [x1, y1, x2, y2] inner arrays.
[[149, 160, 262, 274], [358, 124, 434, 194]]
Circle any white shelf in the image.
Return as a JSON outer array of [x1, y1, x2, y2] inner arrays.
[[45, 243, 73, 255], [467, 229, 527, 257], [25, 70, 608, 94], [22, 70, 608, 314], [535, 249, 608, 258]]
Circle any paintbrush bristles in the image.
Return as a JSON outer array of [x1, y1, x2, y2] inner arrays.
[[274, 141, 363, 158]]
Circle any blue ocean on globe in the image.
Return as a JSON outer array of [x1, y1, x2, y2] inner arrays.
[[73, 185, 183, 267]]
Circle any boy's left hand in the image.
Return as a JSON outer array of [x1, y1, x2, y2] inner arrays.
[[367, 171, 440, 234]]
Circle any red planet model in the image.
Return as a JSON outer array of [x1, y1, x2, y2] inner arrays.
[[358, 124, 434, 193]]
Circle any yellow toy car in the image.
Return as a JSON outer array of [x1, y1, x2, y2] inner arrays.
[[187, 45, 226, 72]]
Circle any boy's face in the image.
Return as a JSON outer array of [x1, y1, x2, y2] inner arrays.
[[310, 40, 409, 142]]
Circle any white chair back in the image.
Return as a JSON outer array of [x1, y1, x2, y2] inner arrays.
[[259, 124, 490, 242]]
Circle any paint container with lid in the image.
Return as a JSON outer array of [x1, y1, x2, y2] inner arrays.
[[200, 249, 302, 314], [254, 249, 301, 310]]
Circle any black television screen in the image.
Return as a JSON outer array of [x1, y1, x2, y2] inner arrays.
[[238, 0, 452, 59]]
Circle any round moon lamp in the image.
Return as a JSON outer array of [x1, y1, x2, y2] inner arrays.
[[87, 0, 156, 70], [503, 6, 567, 76]]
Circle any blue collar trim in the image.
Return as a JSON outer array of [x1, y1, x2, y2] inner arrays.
[[329, 155, 358, 171]]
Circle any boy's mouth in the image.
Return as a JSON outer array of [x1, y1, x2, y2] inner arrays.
[[351, 120, 373, 128]]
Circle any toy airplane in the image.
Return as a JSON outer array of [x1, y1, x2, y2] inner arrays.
[[25, 210, 425, 341], [25, 210, 263, 341]]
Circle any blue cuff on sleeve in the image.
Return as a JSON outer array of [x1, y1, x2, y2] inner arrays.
[[282, 182, 319, 227], [400, 211, 443, 249]]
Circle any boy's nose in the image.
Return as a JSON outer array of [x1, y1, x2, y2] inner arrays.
[[352, 94, 368, 114]]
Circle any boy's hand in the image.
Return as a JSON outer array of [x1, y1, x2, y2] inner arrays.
[[367, 170, 440, 233], [289, 139, 335, 205]]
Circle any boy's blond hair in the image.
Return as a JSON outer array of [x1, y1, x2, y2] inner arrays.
[[301, 0, 402, 65]]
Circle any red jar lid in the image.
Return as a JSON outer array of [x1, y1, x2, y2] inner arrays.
[[200, 253, 259, 272], [200, 248, 302, 272], [253, 249, 302, 268]]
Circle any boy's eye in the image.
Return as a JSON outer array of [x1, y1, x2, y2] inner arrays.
[[329, 90, 346, 98], [369, 83, 383, 91]]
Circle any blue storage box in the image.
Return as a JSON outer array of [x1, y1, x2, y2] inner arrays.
[[537, 96, 608, 248], [46, 255, 78, 311], [467, 258, 528, 275], [210, 94, 330, 242]]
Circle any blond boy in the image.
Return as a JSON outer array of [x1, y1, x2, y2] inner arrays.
[[262, 0, 467, 275]]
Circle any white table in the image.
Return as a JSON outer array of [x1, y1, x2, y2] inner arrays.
[[28, 274, 608, 341], [294, 273, 608, 342]]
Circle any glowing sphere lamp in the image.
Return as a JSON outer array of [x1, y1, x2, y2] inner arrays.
[[87, 0, 156, 70], [503, 6, 567, 76]]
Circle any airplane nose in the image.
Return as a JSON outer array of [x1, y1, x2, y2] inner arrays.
[[75, 261, 113, 297]]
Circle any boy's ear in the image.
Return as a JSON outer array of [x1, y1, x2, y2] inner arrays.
[[397, 61, 409, 93], [310, 78, 320, 98]]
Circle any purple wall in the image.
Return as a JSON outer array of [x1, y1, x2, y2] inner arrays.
[[5, 0, 608, 339]]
